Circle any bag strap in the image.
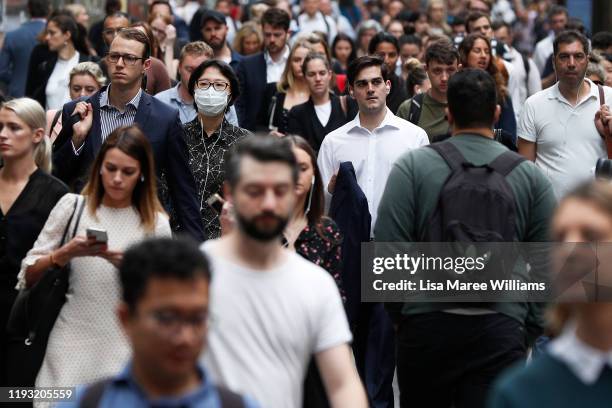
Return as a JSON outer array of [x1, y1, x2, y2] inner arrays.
[[268, 94, 278, 131], [597, 84, 612, 159], [428, 141, 466, 171], [71, 196, 86, 239], [487, 151, 526, 176], [58, 195, 80, 247], [408, 93, 425, 125], [217, 386, 245, 408]]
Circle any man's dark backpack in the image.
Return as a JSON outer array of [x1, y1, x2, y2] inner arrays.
[[78, 378, 245, 408], [424, 141, 525, 242]]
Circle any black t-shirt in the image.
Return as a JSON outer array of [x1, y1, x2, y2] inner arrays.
[[0, 169, 68, 288]]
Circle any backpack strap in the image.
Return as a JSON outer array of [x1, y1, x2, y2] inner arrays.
[[217, 386, 245, 408], [597, 84, 612, 158], [428, 141, 466, 171], [408, 92, 425, 125], [79, 378, 113, 408], [487, 151, 526, 176]]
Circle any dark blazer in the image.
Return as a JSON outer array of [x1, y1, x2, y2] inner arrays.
[[0, 20, 46, 97], [52, 87, 205, 241], [25, 43, 95, 108], [235, 52, 269, 131], [229, 49, 243, 73], [329, 162, 371, 325], [287, 94, 358, 152]]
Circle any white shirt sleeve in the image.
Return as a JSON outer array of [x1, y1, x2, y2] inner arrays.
[[527, 58, 542, 97], [317, 137, 337, 212], [418, 128, 429, 147], [312, 271, 352, 353], [517, 97, 537, 143], [16, 194, 79, 290]]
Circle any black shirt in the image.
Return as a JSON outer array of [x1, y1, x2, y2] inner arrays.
[[0, 169, 68, 288]]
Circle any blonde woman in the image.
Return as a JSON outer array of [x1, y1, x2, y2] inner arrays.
[[267, 39, 313, 135], [18, 126, 171, 394], [232, 21, 263, 56], [0, 98, 68, 383], [46, 62, 106, 143]]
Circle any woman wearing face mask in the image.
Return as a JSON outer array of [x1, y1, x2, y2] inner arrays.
[[0, 98, 68, 385], [46, 62, 106, 143], [18, 125, 171, 393], [185, 60, 251, 240], [488, 181, 612, 408]]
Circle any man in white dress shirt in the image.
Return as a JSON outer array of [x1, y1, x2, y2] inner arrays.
[[296, 0, 338, 44], [318, 55, 429, 233]]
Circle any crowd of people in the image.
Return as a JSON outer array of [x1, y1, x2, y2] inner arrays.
[[0, 0, 611, 407]]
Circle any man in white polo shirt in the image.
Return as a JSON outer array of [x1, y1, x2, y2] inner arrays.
[[318, 55, 429, 232], [518, 30, 612, 200]]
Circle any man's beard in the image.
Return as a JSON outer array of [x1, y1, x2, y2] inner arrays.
[[209, 38, 225, 52], [235, 211, 288, 242]]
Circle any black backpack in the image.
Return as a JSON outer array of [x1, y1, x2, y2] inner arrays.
[[406, 92, 425, 126], [424, 141, 525, 242]]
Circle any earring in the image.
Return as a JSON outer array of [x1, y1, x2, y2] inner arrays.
[[99, 169, 103, 175], [140, 175, 145, 182]]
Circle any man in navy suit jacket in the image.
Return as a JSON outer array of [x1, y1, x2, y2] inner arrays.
[[235, 8, 291, 131], [52, 28, 205, 241], [0, 0, 48, 97]]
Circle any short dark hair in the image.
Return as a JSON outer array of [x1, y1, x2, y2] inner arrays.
[[399, 34, 422, 49], [120, 237, 210, 312], [466, 11, 490, 33], [447, 68, 497, 129], [492, 20, 511, 33], [368, 31, 400, 55], [187, 59, 240, 108], [224, 136, 298, 188], [261, 8, 291, 32], [104, 0, 121, 15], [116, 28, 151, 59], [103, 11, 130, 28], [592, 31, 612, 52], [347, 55, 389, 86], [150, 0, 173, 15], [553, 29, 590, 56], [548, 5, 568, 20], [28, 0, 49, 18], [425, 38, 459, 66]]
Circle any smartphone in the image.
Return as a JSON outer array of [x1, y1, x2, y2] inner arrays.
[[86, 227, 108, 243], [206, 193, 225, 214]]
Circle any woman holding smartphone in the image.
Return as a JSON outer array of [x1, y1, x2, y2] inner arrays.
[[18, 125, 171, 391]]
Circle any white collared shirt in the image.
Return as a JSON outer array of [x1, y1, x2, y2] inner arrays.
[[518, 79, 611, 200], [265, 45, 290, 83], [296, 12, 338, 42], [533, 34, 554, 75], [507, 47, 542, 121], [550, 324, 612, 385], [318, 108, 429, 233]]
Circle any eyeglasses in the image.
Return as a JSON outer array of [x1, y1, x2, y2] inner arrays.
[[106, 52, 145, 66], [196, 80, 230, 91], [145, 310, 210, 339]]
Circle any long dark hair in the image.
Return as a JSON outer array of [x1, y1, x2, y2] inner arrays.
[[332, 33, 357, 64], [459, 33, 507, 101], [49, 14, 90, 56], [284, 135, 330, 238], [82, 125, 164, 232]]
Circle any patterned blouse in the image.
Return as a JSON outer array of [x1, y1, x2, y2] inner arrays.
[[292, 217, 346, 303], [183, 117, 251, 240]]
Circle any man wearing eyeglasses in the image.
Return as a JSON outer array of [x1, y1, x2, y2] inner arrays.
[[52, 28, 205, 241], [317, 55, 428, 408], [56, 237, 259, 407]]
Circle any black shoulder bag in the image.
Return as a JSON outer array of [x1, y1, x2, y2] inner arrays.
[[5, 195, 86, 386]]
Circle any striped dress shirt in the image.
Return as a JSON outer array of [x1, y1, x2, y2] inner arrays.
[[99, 86, 142, 141]]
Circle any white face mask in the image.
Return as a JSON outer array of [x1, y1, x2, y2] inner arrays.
[[194, 87, 229, 117]]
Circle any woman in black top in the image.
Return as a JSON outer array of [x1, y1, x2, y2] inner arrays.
[[283, 135, 345, 408], [0, 98, 67, 383], [288, 53, 357, 152], [183, 59, 251, 240], [25, 13, 93, 109]]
